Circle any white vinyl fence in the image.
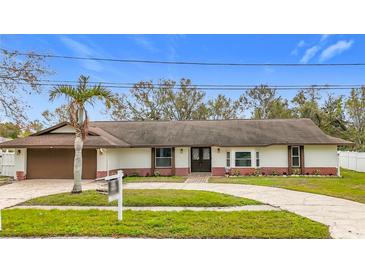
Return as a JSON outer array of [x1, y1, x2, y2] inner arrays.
[[339, 151, 365, 172], [0, 150, 15, 177]]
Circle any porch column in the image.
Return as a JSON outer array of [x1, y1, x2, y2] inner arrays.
[[288, 146, 292, 175], [300, 145, 305, 175]]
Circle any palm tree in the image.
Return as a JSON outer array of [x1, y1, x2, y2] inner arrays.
[[50, 75, 115, 193]]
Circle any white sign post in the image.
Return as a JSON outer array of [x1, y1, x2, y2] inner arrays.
[[117, 170, 123, 221], [106, 170, 123, 221]]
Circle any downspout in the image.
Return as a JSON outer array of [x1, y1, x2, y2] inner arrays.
[[337, 151, 341, 177]]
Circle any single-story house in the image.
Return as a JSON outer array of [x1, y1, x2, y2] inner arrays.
[[0, 118, 352, 180]]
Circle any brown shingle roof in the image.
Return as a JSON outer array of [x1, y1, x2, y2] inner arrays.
[[91, 119, 353, 147], [0, 134, 125, 148], [0, 118, 353, 148]]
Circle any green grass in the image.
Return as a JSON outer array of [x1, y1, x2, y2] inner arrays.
[[124, 176, 186, 183], [22, 189, 261, 207], [209, 168, 365, 204], [0, 209, 330, 238]]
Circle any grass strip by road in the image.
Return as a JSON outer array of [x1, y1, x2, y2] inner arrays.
[[0, 209, 330, 239], [21, 189, 261, 207], [209, 169, 365, 204]]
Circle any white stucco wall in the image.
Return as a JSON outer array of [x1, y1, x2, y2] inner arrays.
[[213, 147, 257, 168], [213, 145, 288, 168], [258, 145, 288, 168], [14, 148, 27, 174], [97, 148, 151, 171], [50, 125, 75, 133], [304, 145, 337, 167], [211, 146, 227, 167], [95, 145, 338, 172], [175, 147, 189, 168]]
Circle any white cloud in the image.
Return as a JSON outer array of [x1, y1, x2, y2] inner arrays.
[[300, 45, 321, 64], [298, 40, 306, 47], [320, 34, 331, 42], [132, 36, 159, 53], [59, 36, 103, 72], [290, 49, 298, 56], [319, 40, 354, 62], [290, 40, 306, 56]]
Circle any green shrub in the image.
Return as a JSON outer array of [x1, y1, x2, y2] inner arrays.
[[313, 169, 321, 176]]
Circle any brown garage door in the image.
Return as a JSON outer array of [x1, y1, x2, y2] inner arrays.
[[27, 148, 96, 179]]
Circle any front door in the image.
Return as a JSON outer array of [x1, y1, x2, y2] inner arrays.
[[191, 147, 211, 172]]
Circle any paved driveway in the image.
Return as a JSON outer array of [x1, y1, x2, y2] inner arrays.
[[1, 180, 365, 239], [0, 179, 97, 209], [125, 183, 365, 239]]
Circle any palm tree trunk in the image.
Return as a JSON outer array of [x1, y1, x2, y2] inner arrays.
[[72, 133, 83, 193]]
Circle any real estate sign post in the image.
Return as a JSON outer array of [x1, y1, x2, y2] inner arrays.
[[107, 170, 123, 221]]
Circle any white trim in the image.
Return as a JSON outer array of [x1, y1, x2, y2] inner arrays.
[[226, 151, 231, 168]]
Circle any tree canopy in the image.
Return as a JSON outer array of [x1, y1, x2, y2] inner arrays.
[[0, 49, 50, 125], [106, 78, 363, 150]]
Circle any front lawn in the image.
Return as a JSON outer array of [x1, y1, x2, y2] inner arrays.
[[209, 169, 365, 204], [22, 189, 261, 207], [0, 209, 330, 238], [124, 176, 186, 183]]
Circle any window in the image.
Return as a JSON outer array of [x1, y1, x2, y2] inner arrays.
[[203, 148, 210, 160], [256, 152, 260, 167], [192, 148, 199, 160], [235, 152, 251, 167], [155, 148, 172, 167], [226, 152, 231, 167], [291, 146, 300, 167]]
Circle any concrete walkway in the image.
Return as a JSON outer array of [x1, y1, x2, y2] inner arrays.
[[184, 172, 211, 183], [124, 183, 365, 239], [0, 179, 97, 209], [11, 205, 279, 212]]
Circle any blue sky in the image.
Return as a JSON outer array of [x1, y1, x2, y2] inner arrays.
[[1, 34, 364, 121]]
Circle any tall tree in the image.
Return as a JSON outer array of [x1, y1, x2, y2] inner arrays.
[[41, 104, 70, 126], [345, 88, 365, 151], [292, 87, 322, 125], [109, 79, 209, 120], [20, 120, 44, 137], [161, 79, 208, 120], [0, 49, 50, 124], [50, 75, 116, 193], [0, 122, 21, 139], [207, 94, 243, 119], [243, 85, 293, 119], [321, 93, 348, 139]]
